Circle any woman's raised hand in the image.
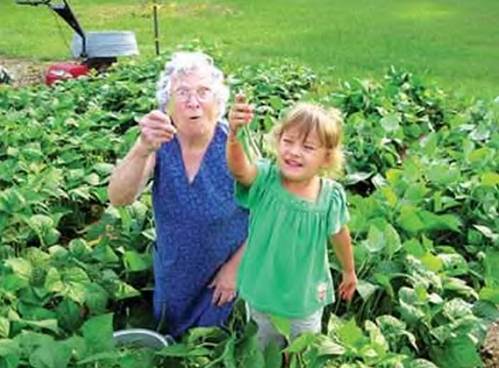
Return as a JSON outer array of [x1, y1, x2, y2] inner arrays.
[[138, 110, 177, 154], [228, 93, 253, 134]]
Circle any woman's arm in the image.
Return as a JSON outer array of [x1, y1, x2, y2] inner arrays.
[[108, 140, 156, 206], [108, 110, 176, 206], [330, 226, 357, 301], [226, 94, 257, 186]]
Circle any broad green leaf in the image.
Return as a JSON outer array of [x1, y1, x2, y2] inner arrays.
[[0, 319, 9, 339], [443, 298, 473, 321], [69, 186, 91, 201], [235, 321, 265, 368], [285, 332, 316, 353], [431, 335, 481, 368], [25, 214, 60, 246], [481, 171, 499, 186], [484, 249, 499, 286], [364, 320, 388, 353], [403, 239, 425, 257], [81, 313, 114, 355], [62, 267, 90, 284], [93, 163, 114, 176], [404, 183, 429, 204], [472, 300, 499, 322], [156, 343, 211, 357], [220, 336, 236, 368], [1, 274, 29, 292], [14, 331, 53, 355], [420, 252, 443, 272], [84, 283, 109, 314], [22, 319, 59, 334], [0, 339, 20, 357], [264, 340, 283, 368], [5, 258, 32, 281], [420, 211, 461, 232], [474, 225, 498, 242], [364, 225, 385, 253], [380, 186, 397, 207], [76, 351, 124, 365], [113, 281, 140, 300], [337, 319, 366, 350], [373, 273, 394, 298], [68, 238, 91, 258], [386, 169, 402, 186], [356, 280, 378, 301], [84, 173, 100, 186], [91, 244, 119, 264], [379, 114, 400, 132], [345, 172, 372, 186], [420, 132, 438, 156], [426, 164, 460, 186], [316, 335, 345, 356], [398, 206, 424, 234], [479, 286, 499, 304], [29, 340, 71, 368], [384, 223, 402, 257], [438, 253, 468, 276], [0, 188, 26, 212], [467, 147, 493, 163], [44, 268, 63, 293], [443, 277, 478, 299], [55, 300, 82, 333], [269, 315, 291, 339], [407, 359, 439, 368], [123, 250, 151, 272]]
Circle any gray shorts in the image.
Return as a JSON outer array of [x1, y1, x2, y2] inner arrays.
[[249, 305, 323, 350]]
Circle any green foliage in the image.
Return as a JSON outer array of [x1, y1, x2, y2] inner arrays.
[[1, 51, 497, 367]]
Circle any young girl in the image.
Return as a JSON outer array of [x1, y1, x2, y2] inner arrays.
[[227, 95, 357, 349]]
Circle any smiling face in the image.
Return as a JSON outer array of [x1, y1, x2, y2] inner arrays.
[[169, 69, 219, 141], [277, 125, 330, 183]]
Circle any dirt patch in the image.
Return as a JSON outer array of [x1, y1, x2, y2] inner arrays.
[[0, 57, 56, 88], [482, 320, 499, 368]]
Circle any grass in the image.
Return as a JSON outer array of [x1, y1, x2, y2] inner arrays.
[[1, 0, 498, 100]]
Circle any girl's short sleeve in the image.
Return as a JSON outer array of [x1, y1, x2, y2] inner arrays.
[[327, 182, 350, 235], [235, 159, 272, 209]]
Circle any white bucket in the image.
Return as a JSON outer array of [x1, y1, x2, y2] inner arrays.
[[112, 328, 171, 349], [72, 31, 139, 58]]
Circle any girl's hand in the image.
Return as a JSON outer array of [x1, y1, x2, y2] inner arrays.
[[228, 93, 253, 134], [138, 110, 177, 154], [339, 270, 357, 302]]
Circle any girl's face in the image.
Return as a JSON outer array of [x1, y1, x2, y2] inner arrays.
[[277, 126, 330, 183], [169, 70, 219, 140]]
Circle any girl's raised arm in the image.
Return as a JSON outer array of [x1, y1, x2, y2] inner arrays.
[[226, 94, 257, 186]]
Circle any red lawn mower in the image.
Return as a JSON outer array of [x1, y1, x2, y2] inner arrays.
[[16, 0, 139, 85]]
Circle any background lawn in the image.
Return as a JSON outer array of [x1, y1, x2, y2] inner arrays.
[[0, 0, 498, 100]]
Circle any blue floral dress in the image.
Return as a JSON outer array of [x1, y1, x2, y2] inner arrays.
[[152, 123, 248, 338]]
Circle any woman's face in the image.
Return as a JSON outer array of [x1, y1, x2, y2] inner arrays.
[[169, 70, 219, 140]]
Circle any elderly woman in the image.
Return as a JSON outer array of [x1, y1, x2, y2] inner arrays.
[[108, 52, 248, 338]]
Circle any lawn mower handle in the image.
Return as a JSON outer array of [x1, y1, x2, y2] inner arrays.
[[15, 0, 87, 57]]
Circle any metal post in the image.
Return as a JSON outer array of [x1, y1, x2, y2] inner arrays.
[[153, 4, 160, 56]]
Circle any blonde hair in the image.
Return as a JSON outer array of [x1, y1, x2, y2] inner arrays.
[[273, 102, 344, 176]]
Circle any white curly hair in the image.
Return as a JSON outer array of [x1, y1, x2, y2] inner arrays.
[[156, 51, 229, 120]]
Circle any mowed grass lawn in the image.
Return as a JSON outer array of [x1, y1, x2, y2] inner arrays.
[[1, 0, 498, 100]]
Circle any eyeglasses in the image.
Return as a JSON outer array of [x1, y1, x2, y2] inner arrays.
[[173, 87, 214, 102]]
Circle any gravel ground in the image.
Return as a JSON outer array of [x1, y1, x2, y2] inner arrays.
[[482, 320, 499, 368], [0, 57, 53, 87]]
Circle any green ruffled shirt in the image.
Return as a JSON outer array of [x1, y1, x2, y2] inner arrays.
[[236, 159, 350, 318]]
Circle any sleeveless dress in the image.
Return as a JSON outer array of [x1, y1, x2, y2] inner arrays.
[[152, 123, 248, 337]]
